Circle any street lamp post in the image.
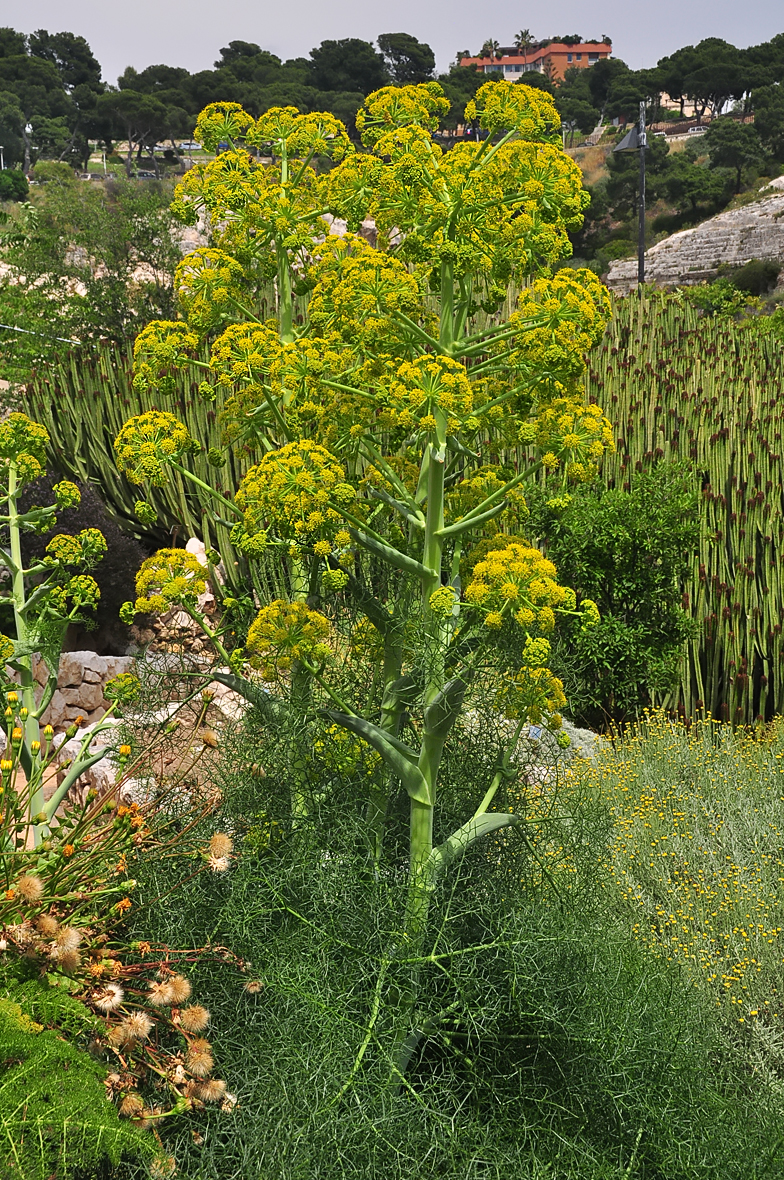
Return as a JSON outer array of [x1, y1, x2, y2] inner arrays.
[[613, 100, 648, 287]]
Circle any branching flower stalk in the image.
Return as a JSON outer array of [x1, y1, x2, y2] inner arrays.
[[118, 79, 614, 1081]]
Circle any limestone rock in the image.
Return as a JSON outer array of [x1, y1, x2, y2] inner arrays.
[[606, 192, 784, 293]]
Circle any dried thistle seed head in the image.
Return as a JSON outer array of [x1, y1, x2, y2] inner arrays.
[[16, 874, 44, 903], [58, 949, 80, 974], [55, 926, 82, 952], [106, 1025, 126, 1050], [179, 1004, 210, 1032], [120, 1012, 154, 1043], [198, 1078, 226, 1103], [186, 1038, 214, 1077], [93, 983, 125, 1013], [243, 979, 263, 994], [148, 980, 175, 1006], [208, 833, 233, 858], [207, 855, 230, 873], [36, 914, 58, 936], [167, 974, 191, 1004], [119, 1093, 145, 1118]]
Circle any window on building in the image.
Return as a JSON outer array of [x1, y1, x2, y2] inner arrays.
[[508, 64, 522, 72], [484, 64, 502, 72], [576, 53, 582, 61], [588, 54, 599, 62], [567, 53, 573, 62]]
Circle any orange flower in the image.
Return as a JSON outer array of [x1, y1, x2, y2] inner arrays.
[[63, 844, 75, 858], [4, 889, 15, 900], [115, 897, 132, 914]]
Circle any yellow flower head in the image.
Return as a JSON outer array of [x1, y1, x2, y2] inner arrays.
[[356, 83, 450, 148], [175, 248, 249, 333], [114, 412, 197, 486], [465, 539, 573, 634], [132, 321, 200, 393], [235, 439, 355, 551], [0, 412, 49, 486], [195, 101, 254, 152], [134, 548, 207, 615], [246, 599, 330, 681], [465, 80, 561, 141]]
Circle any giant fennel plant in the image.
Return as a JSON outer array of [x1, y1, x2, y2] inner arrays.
[[117, 80, 613, 1077]]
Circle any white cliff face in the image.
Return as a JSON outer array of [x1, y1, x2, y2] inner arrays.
[[606, 193, 784, 293]]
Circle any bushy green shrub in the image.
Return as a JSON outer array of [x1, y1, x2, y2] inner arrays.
[[526, 464, 699, 727], [0, 168, 28, 201]]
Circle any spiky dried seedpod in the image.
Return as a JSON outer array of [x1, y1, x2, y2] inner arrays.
[[93, 983, 125, 1013], [186, 1037, 214, 1077], [208, 833, 233, 858], [120, 1012, 154, 1043], [148, 980, 175, 1006], [179, 1004, 210, 1032], [107, 1025, 126, 1049], [58, 949, 80, 975], [198, 1078, 226, 1103], [167, 974, 191, 1004], [119, 1093, 145, 1118], [243, 979, 264, 994], [36, 914, 58, 936], [208, 854, 230, 873], [16, 874, 44, 903], [55, 926, 81, 952]]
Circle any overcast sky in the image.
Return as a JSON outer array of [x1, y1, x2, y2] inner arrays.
[[12, 0, 784, 84]]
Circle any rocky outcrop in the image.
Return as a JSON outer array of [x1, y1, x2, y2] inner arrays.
[[606, 192, 784, 293]]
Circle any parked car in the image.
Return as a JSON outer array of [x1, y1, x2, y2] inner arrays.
[[688, 125, 707, 134], [177, 141, 202, 151]]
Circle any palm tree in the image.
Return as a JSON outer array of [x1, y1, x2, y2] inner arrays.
[[480, 39, 500, 60], [515, 28, 534, 70]]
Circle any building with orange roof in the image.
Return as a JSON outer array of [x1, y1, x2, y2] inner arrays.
[[459, 39, 612, 84]]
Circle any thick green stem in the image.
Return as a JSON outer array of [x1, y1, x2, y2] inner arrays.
[[8, 462, 42, 823]]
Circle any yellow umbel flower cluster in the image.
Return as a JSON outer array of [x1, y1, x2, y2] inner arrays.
[[194, 101, 254, 152], [465, 540, 576, 633], [132, 548, 207, 616], [496, 636, 567, 724], [114, 412, 197, 486], [245, 599, 330, 681], [44, 529, 107, 568], [502, 268, 611, 395], [48, 574, 101, 617], [307, 234, 424, 353], [175, 248, 249, 333], [250, 107, 351, 160], [380, 355, 475, 437], [521, 397, 614, 482], [0, 412, 49, 486], [356, 83, 450, 147], [132, 321, 200, 393], [235, 440, 356, 554], [465, 80, 561, 140]]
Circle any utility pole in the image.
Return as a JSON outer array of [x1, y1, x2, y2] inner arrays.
[[613, 100, 648, 287], [637, 100, 647, 286]]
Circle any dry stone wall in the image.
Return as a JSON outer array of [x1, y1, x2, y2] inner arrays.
[[28, 652, 134, 732], [606, 192, 784, 293]]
